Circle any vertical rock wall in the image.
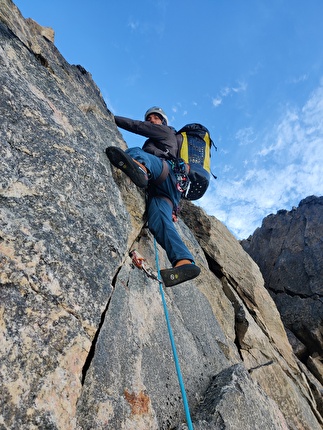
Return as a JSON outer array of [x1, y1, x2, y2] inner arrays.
[[1, 1, 322, 428]]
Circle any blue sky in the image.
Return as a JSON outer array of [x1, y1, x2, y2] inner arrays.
[[14, 0, 323, 238]]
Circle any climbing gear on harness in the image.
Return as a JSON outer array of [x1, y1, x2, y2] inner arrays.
[[129, 250, 159, 281], [106, 146, 148, 188], [168, 158, 191, 194], [160, 262, 201, 287], [154, 239, 194, 430], [172, 206, 179, 223]]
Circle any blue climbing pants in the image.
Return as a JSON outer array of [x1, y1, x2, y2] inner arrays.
[[126, 147, 194, 266]]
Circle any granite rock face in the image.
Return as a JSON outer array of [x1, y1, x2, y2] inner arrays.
[[241, 196, 323, 410], [1, 1, 322, 429]]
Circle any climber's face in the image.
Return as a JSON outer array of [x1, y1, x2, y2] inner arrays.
[[146, 114, 162, 125]]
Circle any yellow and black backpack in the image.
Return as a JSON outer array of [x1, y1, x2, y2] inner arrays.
[[177, 123, 216, 201]]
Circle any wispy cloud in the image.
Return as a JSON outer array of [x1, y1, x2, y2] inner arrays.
[[128, 19, 139, 31], [212, 81, 247, 108], [125, 70, 141, 86], [287, 74, 309, 84], [127, 2, 167, 38], [200, 78, 323, 239], [212, 97, 222, 107], [235, 127, 256, 146]]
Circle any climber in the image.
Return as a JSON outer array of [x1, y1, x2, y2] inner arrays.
[[106, 106, 201, 287]]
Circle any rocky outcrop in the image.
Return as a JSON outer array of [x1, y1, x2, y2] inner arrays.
[[1, 1, 322, 428], [241, 196, 323, 412]]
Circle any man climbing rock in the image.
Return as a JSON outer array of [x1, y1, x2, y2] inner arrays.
[[106, 106, 201, 287]]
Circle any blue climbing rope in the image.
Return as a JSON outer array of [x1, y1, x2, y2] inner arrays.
[[154, 238, 194, 430]]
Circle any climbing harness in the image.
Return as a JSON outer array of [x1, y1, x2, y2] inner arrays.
[[149, 159, 169, 186], [153, 238, 194, 430]]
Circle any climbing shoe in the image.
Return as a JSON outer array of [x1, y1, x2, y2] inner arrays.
[[106, 146, 148, 188], [160, 263, 201, 287]]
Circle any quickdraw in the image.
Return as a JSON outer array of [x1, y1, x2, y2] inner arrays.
[[129, 250, 159, 282], [168, 158, 190, 194]]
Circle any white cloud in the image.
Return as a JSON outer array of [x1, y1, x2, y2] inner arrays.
[[235, 127, 256, 146], [220, 87, 231, 97], [127, 11, 165, 37], [212, 81, 247, 109], [212, 97, 222, 107], [232, 81, 247, 93], [287, 74, 309, 84], [128, 19, 139, 31], [201, 79, 323, 239], [125, 71, 141, 86]]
